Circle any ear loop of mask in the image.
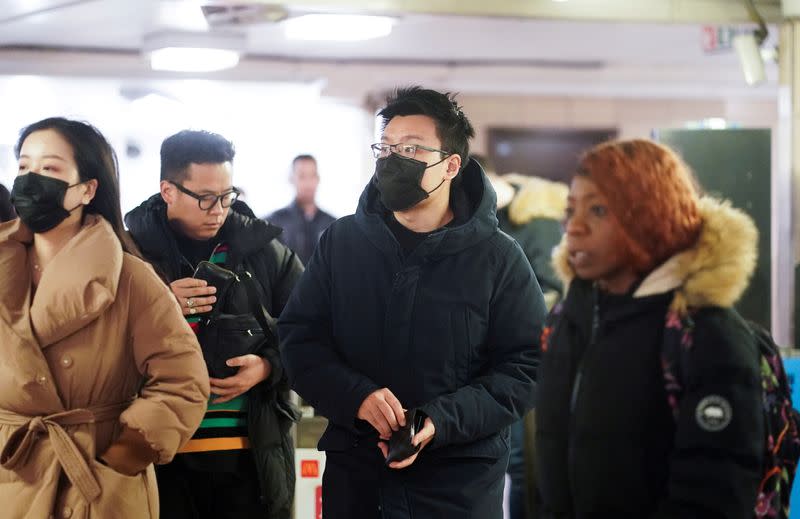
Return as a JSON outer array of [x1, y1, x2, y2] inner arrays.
[[65, 181, 88, 213], [423, 155, 452, 196]]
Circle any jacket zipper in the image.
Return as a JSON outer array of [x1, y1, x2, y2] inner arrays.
[[182, 242, 224, 276], [208, 242, 223, 263], [569, 285, 600, 413], [567, 283, 600, 505]]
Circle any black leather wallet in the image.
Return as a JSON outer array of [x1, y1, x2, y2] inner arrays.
[[385, 409, 426, 465], [193, 261, 237, 300]]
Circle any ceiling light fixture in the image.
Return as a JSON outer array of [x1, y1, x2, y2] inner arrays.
[[142, 32, 246, 73], [733, 0, 769, 86], [283, 14, 395, 42]]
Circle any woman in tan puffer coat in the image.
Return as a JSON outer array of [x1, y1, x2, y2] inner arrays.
[[0, 117, 209, 519]]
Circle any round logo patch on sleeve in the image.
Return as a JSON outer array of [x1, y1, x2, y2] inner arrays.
[[695, 395, 733, 432]]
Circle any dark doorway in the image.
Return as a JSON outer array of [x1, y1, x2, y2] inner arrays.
[[488, 128, 617, 183]]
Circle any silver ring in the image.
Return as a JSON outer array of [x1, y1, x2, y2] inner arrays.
[[189, 308, 196, 315], [186, 298, 195, 308]]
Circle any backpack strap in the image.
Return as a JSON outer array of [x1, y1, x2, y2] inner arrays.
[[662, 310, 695, 420], [240, 271, 278, 345]]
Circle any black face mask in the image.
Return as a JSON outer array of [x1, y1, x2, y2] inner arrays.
[[373, 153, 448, 212], [11, 172, 84, 233]]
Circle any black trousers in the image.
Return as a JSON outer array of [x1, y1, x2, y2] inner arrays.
[[323, 447, 384, 519], [322, 443, 507, 519], [156, 452, 266, 519]]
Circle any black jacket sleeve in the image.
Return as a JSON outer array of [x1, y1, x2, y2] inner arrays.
[[419, 240, 546, 448], [522, 219, 563, 298], [651, 309, 763, 519], [278, 228, 380, 432], [265, 209, 290, 249], [0, 183, 15, 223], [266, 240, 304, 316], [254, 239, 304, 391]]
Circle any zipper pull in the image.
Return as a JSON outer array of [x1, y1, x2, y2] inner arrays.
[[590, 283, 600, 344], [208, 242, 224, 261]]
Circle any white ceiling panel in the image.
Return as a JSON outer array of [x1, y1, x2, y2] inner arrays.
[[0, 0, 781, 100]]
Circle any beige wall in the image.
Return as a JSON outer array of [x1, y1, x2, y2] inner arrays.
[[459, 94, 779, 158]]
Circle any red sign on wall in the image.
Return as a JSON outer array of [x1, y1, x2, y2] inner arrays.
[[301, 459, 320, 478], [316, 485, 323, 519]]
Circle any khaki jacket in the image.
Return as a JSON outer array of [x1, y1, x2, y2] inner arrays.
[[0, 215, 209, 519]]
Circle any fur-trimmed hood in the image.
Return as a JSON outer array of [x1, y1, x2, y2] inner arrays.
[[553, 197, 758, 313], [489, 173, 568, 223]]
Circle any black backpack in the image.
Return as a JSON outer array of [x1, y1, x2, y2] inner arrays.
[[662, 311, 800, 519], [193, 260, 278, 379]]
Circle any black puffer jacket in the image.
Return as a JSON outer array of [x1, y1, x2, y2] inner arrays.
[[279, 159, 546, 517], [0, 183, 14, 223], [493, 175, 568, 308], [535, 198, 764, 519], [125, 195, 304, 517]]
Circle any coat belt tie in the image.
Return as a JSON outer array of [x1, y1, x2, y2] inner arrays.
[[0, 400, 132, 503]]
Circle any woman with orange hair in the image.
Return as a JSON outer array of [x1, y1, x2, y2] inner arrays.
[[534, 139, 764, 518]]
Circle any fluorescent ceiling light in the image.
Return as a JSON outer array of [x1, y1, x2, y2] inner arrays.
[[733, 32, 766, 86], [143, 32, 246, 73], [705, 117, 727, 129], [150, 48, 240, 72], [284, 14, 394, 41]]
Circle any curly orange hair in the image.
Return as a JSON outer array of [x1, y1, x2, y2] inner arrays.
[[577, 139, 703, 273]]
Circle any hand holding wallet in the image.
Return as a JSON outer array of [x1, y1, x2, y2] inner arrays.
[[385, 408, 426, 465], [193, 261, 237, 309]]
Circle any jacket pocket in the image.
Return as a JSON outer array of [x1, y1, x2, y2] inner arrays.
[[449, 307, 473, 385], [429, 430, 509, 461], [274, 396, 301, 425], [317, 424, 360, 452], [89, 459, 152, 517]]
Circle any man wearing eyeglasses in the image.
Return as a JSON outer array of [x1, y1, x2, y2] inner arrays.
[[279, 87, 545, 518], [125, 130, 303, 519]]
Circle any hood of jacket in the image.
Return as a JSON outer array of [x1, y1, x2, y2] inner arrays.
[[124, 194, 282, 279], [490, 173, 569, 223], [552, 197, 758, 314], [354, 157, 498, 259]]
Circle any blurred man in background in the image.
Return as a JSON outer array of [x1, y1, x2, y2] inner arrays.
[[267, 154, 335, 265]]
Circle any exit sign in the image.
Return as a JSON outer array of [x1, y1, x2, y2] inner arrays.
[[702, 25, 744, 53]]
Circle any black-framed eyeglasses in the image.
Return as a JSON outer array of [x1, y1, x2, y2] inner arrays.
[[170, 181, 240, 210], [370, 143, 450, 160]]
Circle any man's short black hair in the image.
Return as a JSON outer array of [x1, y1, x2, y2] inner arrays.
[[160, 130, 235, 182], [378, 86, 475, 180], [292, 154, 317, 167]]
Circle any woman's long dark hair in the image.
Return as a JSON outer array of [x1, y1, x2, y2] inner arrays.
[[15, 117, 142, 258]]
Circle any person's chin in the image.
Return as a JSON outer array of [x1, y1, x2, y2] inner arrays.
[[572, 264, 599, 282], [191, 227, 221, 240]]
